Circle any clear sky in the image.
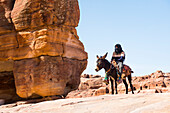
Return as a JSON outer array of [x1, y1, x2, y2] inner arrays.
[[76, 0, 170, 76]]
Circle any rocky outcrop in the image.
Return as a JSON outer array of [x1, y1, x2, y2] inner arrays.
[[66, 75, 108, 98], [131, 70, 169, 93], [13, 56, 87, 98], [67, 71, 170, 98], [0, 0, 87, 102], [0, 0, 87, 60]]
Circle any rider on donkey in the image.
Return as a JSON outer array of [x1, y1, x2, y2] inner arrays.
[[104, 44, 125, 84]]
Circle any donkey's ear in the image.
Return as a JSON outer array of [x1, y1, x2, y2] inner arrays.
[[102, 52, 108, 59], [96, 55, 99, 59]]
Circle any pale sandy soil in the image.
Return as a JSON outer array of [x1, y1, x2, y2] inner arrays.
[[0, 93, 170, 113]]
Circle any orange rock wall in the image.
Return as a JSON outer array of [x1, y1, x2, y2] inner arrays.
[[0, 0, 87, 100]]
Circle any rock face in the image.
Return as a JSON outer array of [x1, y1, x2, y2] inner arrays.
[[0, 0, 15, 35], [13, 56, 87, 98], [0, 0, 87, 102]]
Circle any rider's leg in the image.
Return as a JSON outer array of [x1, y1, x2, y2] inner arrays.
[[104, 72, 109, 85], [111, 64, 114, 69], [105, 64, 114, 80], [104, 72, 108, 80], [118, 62, 123, 79]]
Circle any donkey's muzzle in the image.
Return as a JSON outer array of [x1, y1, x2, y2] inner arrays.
[[95, 69, 98, 72], [95, 67, 99, 72]]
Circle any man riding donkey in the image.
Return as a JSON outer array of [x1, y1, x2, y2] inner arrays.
[[104, 44, 125, 84]]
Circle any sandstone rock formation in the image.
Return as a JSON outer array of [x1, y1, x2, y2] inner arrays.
[[0, 0, 20, 104], [0, 0, 87, 102], [67, 71, 170, 98], [66, 75, 108, 98]]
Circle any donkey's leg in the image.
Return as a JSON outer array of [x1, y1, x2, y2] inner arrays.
[[128, 74, 134, 94], [110, 78, 114, 94], [123, 79, 128, 94], [115, 79, 118, 94]]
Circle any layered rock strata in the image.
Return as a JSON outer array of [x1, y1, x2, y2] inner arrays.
[[0, 0, 87, 101]]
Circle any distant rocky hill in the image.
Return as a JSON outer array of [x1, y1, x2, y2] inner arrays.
[[66, 70, 170, 98]]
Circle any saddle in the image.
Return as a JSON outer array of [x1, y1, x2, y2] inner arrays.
[[111, 60, 134, 73]]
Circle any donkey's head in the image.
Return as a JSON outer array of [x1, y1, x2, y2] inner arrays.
[[95, 52, 108, 72]]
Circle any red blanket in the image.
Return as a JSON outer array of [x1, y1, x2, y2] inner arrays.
[[123, 64, 132, 71]]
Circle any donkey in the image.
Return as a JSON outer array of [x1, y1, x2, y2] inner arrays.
[[95, 52, 134, 94]]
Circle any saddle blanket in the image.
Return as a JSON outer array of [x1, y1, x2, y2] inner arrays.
[[123, 64, 132, 71]]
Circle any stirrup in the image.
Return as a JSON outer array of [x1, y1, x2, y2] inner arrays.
[[117, 78, 122, 84]]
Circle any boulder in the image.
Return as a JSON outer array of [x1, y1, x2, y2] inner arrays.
[[78, 78, 105, 90], [94, 87, 108, 96]]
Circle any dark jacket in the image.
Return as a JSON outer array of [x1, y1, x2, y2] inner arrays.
[[111, 51, 125, 63]]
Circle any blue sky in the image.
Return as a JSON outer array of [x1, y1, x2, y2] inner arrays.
[[76, 0, 170, 76]]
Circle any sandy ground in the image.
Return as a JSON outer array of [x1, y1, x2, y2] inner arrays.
[[0, 93, 170, 113]]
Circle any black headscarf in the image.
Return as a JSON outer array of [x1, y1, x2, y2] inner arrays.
[[115, 44, 123, 54]]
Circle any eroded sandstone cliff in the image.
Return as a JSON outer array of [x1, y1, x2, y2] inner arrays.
[[0, 0, 87, 102]]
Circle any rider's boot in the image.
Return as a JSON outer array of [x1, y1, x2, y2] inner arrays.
[[117, 73, 122, 84], [103, 73, 109, 85]]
